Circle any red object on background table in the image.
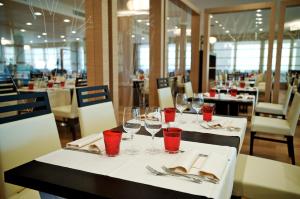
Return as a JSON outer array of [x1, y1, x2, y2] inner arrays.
[[48, 81, 54, 88], [209, 89, 216, 97], [202, 103, 214, 122], [28, 82, 34, 90], [103, 130, 122, 157], [163, 128, 181, 153], [230, 88, 238, 96], [164, 108, 176, 123], [60, 81, 65, 87], [239, 81, 245, 88]]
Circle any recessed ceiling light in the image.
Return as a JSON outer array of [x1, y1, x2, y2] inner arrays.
[[256, 18, 262, 21], [44, 40, 47, 42], [63, 39, 66, 42], [210, 15, 213, 19], [256, 9, 261, 12], [71, 30, 76, 34], [131, 34, 135, 38], [146, 22, 150, 26], [34, 12, 42, 16], [222, 27, 225, 30], [225, 30, 230, 33], [30, 40, 33, 43], [141, 37, 145, 40], [219, 24, 222, 27], [76, 38, 80, 41], [215, 20, 219, 24], [26, 22, 32, 26], [20, 29, 26, 32], [60, 35, 65, 38], [258, 21, 263, 24], [259, 28, 263, 31], [64, 19, 70, 23], [175, 26, 178, 29], [137, 19, 142, 23], [256, 13, 262, 17], [24, 45, 31, 50], [37, 35, 41, 38], [0, 2, 4, 6], [42, 32, 47, 36]]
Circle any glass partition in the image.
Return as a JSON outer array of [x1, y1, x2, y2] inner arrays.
[[0, 0, 87, 86]]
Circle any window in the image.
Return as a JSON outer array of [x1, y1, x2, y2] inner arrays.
[[137, 44, 149, 72], [236, 41, 261, 71], [212, 42, 235, 71]]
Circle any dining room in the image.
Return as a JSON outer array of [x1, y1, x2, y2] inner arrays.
[[0, 0, 300, 199]]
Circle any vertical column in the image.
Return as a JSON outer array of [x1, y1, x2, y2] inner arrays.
[[85, 0, 109, 86], [202, 11, 210, 92], [108, 0, 119, 121], [190, 11, 200, 92], [149, 0, 165, 106], [179, 24, 186, 75], [259, 40, 265, 73]]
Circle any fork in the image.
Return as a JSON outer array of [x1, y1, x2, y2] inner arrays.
[[146, 165, 202, 183]]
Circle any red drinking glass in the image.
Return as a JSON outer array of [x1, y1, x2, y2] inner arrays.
[[164, 108, 176, 123], [48, 81, 54, 88], [239, 81, 245, 88], [60, 81, 65, 87], [202, 103, 214, 122], [163, 128, 181, 153], [103, 130, 122, 157], [230, 88, 238, 96], [209, 89, 216, 97], [28, 81, 34, 90]]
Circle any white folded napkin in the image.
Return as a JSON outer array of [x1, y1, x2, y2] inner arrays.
[[168, 150, 228, 181], [66, 133, 102, 148]]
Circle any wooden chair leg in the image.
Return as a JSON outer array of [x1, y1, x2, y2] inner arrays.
[[68, 119, 77, 141], [287, 136, 295, 165], [250, 131, 255, 155]]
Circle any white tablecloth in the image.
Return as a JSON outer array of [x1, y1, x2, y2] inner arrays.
[[37, 134, 237, 199]]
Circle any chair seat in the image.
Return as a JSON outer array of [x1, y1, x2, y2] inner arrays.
[[255, 102, 284, 115], [233, 154, 300, 199], [52, 105, 78, 119], [8, 188, 40, 199], [251, 116, 290, 135]]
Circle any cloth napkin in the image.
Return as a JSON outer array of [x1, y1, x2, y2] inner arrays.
[[66, 133, 102, 149], [168, 150, 228, 181]]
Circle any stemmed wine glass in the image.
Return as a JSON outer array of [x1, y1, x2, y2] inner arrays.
[[144, 107, 162, 154], [192, 93, 204, 122], [176, 93, 188, 123], [123, 107, 141, 155]]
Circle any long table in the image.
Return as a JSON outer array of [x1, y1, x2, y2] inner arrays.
[[5, 114, 247, 199]]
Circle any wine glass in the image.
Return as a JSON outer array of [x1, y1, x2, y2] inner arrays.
[[192, 93, 204, 122], [176, 93, 188, 123], [123, 107, 141, 155], [144, 107, 162, 154]]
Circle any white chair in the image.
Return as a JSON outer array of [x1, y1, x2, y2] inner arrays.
[[184, 81, 193, 98], [250, 92, 300, 165], [255, 85, 293, 118], [76, 85, 117, 137], [0, 92, 61, 199], [233, 154, 300, 199], [157, 87, 174, 109], [52, 89, 78, 140]]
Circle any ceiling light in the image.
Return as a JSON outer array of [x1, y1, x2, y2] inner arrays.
[[24, 45, 31, 50], [1, 38, 13, 45], [210, 15, 213, 19], [127, 0, 149, 11], [37, 35, 41, 38], [259, 28, 263, 32], [76, 38, 80, 41], [42, 32, 47, 36], [219, 24, 222, 27], [256, 17, 262, 21], [131, 34, 135, 38], [30, 40, 33, 43], [63, 39, 66, 42], [0, 2, 3, 6], [256, 9, 261, 12], [167, 17, 170, 20], [215, 20, 219, 24], [225, 30, 230, 33], [146, 22, 150, 26], [60, 35, 65, 38], [34, 12, 42, 16], [256, 13, 262, 17], [20, 29, 26, 32], [209, 36, 217, 44], [44, 40, 47, 42], [141, 37, 145, 40], [289, 21, 300, 31], [64, 19, 70, 23], [26, 22, 32, 26], [222, 27, 225, 30], [258, 21, 263, 24], [137, 19, 142, 23], [71, 30, 76, 34], [175, 26, 178, 29]]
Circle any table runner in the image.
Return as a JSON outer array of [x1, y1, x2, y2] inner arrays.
[[36, 134, 236, 199]]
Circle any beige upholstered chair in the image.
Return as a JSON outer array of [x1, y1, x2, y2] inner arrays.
[[233, 154, 300, 199], [184, 81, 193, 98], [157, 87, 174, 109], [0, 93, 61, 199], [250, 92, 300, 165], [76, 86, 117, 137], [52, 89, 78, 140], [255, 85, 293, 118]]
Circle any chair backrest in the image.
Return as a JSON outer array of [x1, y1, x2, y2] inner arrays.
[[76, 86, 117, 137], [75, 77, 88, 87], [0, 76, 18, 95], [157, 78, 169, 89], [282, 85, 293, 115], [287, 92, 300, 136], [0, 93, 61, 198], [184, 81, 193, 98], [157, 87, 174, 109]]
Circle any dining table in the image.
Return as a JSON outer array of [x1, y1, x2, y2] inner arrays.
[[5, 113, 247, 199]]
